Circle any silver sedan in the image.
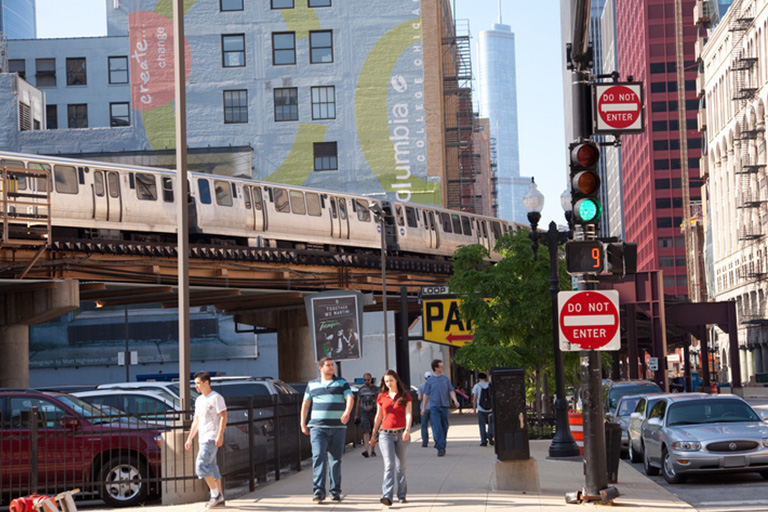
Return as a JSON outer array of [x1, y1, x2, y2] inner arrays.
[[641, 394, 768, 484]]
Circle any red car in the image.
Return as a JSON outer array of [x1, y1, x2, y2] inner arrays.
[[0, 390, 162, 507]]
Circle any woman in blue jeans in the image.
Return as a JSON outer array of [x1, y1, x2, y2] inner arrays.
[[370, 370, 412, 507]]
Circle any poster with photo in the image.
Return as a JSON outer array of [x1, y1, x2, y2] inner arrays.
[[305, 291, 363, 362]]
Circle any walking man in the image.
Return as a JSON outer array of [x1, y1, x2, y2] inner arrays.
[[420, 359, 459, 457], [301, 356, 355, 502], [472, 372, 494, 446], [185, 371, 228, 508], [416, 371, 431, 447], [355, 372, 378, 457]]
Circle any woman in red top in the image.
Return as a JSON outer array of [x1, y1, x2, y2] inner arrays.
[[370, 369, 412, 506]]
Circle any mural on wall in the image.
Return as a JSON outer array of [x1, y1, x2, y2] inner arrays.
[[119, 0, 439, 205]]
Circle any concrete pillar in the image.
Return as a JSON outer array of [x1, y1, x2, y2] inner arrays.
[[0, 324, 29, 387], [762, 344, 768, 375], [161, 429, 209, 505]]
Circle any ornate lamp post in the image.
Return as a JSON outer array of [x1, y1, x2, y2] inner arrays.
[[523, 178, 580, 458]]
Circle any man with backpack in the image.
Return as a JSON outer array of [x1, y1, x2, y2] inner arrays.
[[472, 373, 494, 447]]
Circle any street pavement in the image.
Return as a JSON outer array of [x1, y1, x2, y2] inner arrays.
[[82, 412, 697, 512]]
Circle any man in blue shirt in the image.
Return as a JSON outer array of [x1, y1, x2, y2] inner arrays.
[[301, 356, 355, 502], [421, 359, 459, 457]]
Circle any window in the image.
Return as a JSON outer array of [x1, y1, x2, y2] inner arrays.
[[220, 0, 243, 10], [650, 82, 665, 93], [274, 88, 298, 121], [198, 179, 212, 204], [313, 142, 338, 171], [274, 188, 290, 212], [310, 31, 333, 63], [650, 62, 665, 74], [272, 32, 296, 65], [223, 89, 248, 123], [54, 165, 79, 194], [162, 177, 173, 202], [110, 102, 130, 127], [135, 173, 157, 200], [67, 104, 88, 128], [272, 0, 294, 7], [35, 58, 56, 87], [8, 59, 25, 80], [66, 57, 87, 86], [656, 198, 671, 209], [309, 0, 331, 5], [46, 105, 58, 130], [108, 56, 128, 84], [652, 120, 667, 131], [307, 193, 322, 216], [461, 216, 472, 234], [311, 86, 336, 119], [441, 213, 452, 232], [355, 199, 370, 221], [214, 180, 233, 206], [405, 206, 418, 228], [652, 140, 668, 150], [290, 190, 306, 214], [222, 34, 245, 67], [654, 159, 669, 170]]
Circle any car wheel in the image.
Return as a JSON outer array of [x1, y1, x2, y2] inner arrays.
[[628, 439, 641, 463], [99, 455, 149, 508], [643, 443, 659, 476], [661, 447, 687, 484], [760, 471, 768, 480]]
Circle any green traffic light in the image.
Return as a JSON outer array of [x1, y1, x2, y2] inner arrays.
[[576, 198, 601, 222]]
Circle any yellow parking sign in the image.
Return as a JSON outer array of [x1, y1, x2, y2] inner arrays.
[[422, 298, 474, 347]]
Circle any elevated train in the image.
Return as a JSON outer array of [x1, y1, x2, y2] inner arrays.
[[0, 151, 519, 261]]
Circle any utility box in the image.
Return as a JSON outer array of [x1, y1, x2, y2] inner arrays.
[[490, 367, 529, 460]]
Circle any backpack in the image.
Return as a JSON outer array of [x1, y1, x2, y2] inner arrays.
[[479, 384, 492, 410]]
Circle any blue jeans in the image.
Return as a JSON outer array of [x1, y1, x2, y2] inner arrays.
[[429, 406, 450, 452], [309, 427, 346, 498], [379, 430, 409, 500], [196, 440, 221, 480], [420, 409, 430, 445], [478, 410, 494, 444]]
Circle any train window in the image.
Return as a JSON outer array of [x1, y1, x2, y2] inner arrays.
[[491, 221, 502, 239], [461, 216, 471, 234], [330, 198, 338, 219], [252, 187, 263, 210], [274, 188, 290, 213], [441, 212, 452, 233], [214, 180, 233, 207], [108, 172, 120, 198], [481, 220, 488, 238], [428, 211, 436, 230], [338, 198, 347, 219], [289, 190, 306, 215], [28, 162, 50, 192], [355, 200, 370, 222], [244, 186, 252, 209], [1, 160, 26, 191], [451, 214, 462, 234], [135, 173, 157, 201], [405, 206, 418, 228], [395, 205, 404, 226], [94, 171, 105, 197], [307, 193, 322, 216], [198, 179, 212, 204], [53, 165, 79, 194], [162, 177, 173, 202]]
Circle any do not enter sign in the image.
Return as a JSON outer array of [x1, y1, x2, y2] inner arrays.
[[558, 290, 620, 351], [593, 82, 644, 134]]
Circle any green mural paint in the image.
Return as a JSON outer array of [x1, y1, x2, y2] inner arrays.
[[154, 0, 196, 18], [266, 123, 328, 185], [356, 19, 441, 205]]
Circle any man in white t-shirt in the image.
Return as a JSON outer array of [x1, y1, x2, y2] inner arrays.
[[472, 372, 494, 447], [185, 371, 228, 508]]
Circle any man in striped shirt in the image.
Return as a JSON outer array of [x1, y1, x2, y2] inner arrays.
[[300, 356, 355, 503]]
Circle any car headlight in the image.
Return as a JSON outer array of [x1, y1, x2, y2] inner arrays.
[[671, 441, 701, 451], [762, 438, 768, 448]]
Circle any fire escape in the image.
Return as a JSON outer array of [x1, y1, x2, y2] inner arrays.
[[442, 15, 478, 212]]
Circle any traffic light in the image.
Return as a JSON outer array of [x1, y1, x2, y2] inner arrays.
[[605, 242, 638, 276], [565, 240, 604, 274], [569, 141, 601, 232]]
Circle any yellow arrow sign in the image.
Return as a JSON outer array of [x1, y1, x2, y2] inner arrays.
[[422, 298, 474, 347]]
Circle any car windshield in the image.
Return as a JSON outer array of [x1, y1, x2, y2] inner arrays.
[[667, 399, 760, 426], [609, 384, 661, 409], [52, 394, 140, 425], [617, 397, 641, 416]]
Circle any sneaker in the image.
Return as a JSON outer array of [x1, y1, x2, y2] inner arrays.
[[362, 451, 369, 458], [437, 450, 446, 457], [370, 450, 376, 457], [480, 442, 488, 447], [421, 443, 428, 447], [331, 494, 341, 502], [398, 497, 407, 503], [380, 497, 393, 506], [312, 494, 325, 503], [205, 495, 225, 508]]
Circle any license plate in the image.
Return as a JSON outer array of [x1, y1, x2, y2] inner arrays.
[[722, 455, 746, 468]]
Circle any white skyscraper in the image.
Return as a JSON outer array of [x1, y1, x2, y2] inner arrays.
[[477, 20, 529, 224]]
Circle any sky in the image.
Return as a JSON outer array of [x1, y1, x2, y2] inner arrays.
[[35, 0, 568, 226]]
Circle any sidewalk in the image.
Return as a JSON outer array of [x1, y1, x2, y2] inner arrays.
[[87, 413, 696, 511]]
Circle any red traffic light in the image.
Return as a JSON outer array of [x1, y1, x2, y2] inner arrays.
[[570, 142, 600, 168]]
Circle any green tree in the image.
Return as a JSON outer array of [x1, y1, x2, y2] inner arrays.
[[448, 229, 575, 409]]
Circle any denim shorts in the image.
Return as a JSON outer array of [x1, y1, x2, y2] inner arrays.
[[196, 440, 221, 480]]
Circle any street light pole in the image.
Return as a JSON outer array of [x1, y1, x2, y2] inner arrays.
[[524, 179, 580, 458]]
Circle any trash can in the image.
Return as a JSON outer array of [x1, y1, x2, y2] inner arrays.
[[604, 422, 621, 483], [489, 367, 529, 461]]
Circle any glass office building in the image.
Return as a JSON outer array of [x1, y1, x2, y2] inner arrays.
[[1, 0, 36, 39]]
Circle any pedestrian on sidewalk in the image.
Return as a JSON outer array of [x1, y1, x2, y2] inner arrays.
[[416, 371, 431, 447], [355, 372, 378, 458], [184, 371, 228, 509], [472, 372, 494, 446], [421, 359, 459, 457], [300, 356, 355, 503], [371, 369, 412, 507]]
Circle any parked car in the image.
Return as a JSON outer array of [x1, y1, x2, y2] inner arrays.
[[73, 389, 183, 426], [641, 394, 768, 483], [0, 389, 162, 507], [208, 377, 299, 401], [603, 380, 662, 418], [97, 381, 199, 402], [625, 392, 673, 462], [608, 394, 645, 458]]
